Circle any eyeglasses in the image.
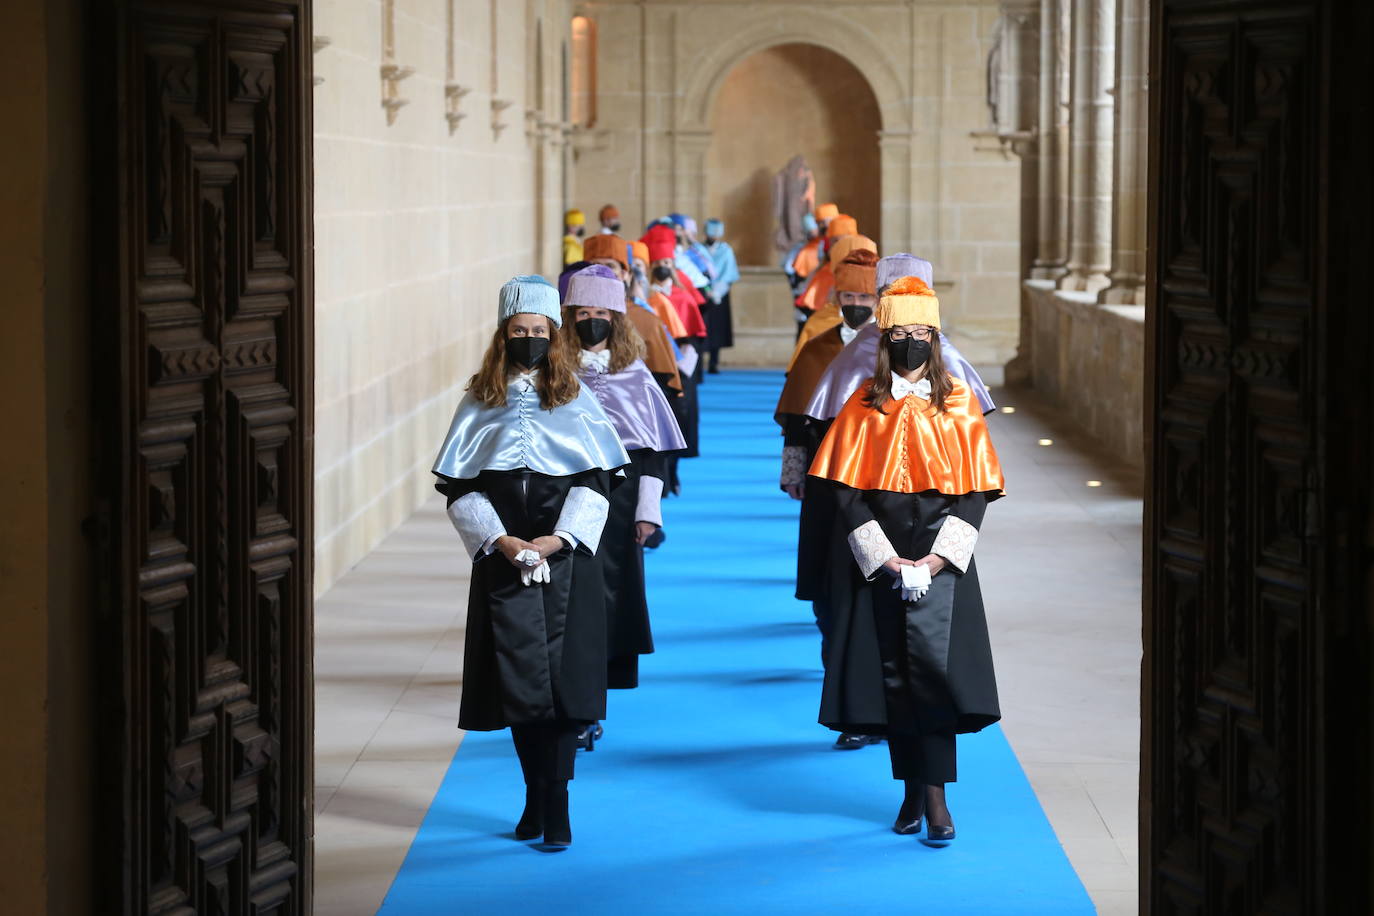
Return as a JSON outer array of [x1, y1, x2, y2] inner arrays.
[[888, 326, 934, 341]]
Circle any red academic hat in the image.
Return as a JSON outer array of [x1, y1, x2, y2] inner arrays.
[[643, 224, 678, 262]]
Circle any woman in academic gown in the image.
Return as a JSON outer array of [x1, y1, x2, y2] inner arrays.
[[809, 275, 1005, 846], [560, 265, 687, 692], [432, 275, 630, 847]]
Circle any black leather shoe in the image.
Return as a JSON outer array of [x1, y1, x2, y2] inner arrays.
[[833, 733, 882, 750], [576, 723, 597, 751], [892, 807, 924, 835], [922, 824, 956, 846], [542, 780, 572, 847], [515, 784, 544, 840]]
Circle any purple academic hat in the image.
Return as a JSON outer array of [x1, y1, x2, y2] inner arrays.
[[558, 260, 593, 300], [563, 264, 627, 314], [877, 253, 934, 291]]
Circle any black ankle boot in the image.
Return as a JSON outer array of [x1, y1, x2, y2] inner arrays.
[[892, 780, 925, 835], [515, 782, 545, 840], [542, 779, 572, 847]]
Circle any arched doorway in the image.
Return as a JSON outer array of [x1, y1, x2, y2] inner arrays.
[[705, 43, 881, 266]]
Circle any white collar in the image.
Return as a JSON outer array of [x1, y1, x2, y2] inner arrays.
[[839, 324, 860, 346], [652, 281, 674, 295], [890, 372, 932, 401], [580, 349, 611, 372]]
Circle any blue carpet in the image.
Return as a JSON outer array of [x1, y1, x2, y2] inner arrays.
[[380, 369, 1093, 915]]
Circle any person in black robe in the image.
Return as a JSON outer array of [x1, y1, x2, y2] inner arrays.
[[432, 275, 629, 848], [809, 275, 1005, 846]]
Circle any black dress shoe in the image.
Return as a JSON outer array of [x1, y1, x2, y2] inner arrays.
[[576, 722, 598, 751], [892, 806, 924, 835], [515, 784, 544, 840], [833, 733, 882, 750], [542, 780, 572, 847], [921, 824, 956, 846]]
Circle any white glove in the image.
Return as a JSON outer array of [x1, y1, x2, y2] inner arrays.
[[893, 563, 932, 602], [520, 559, 551, 587]]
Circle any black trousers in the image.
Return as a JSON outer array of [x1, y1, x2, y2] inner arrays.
[[511, 722, 582, 783], [888, 730, 957, 784]]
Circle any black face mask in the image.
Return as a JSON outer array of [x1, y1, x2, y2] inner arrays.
[[607, 221, 621, 233], [651, 265, 674, 283], [576, 317, 612, 347], [506, 336, 550, 370], [887, 336, 931, 373], [841, 305, 873, 328]]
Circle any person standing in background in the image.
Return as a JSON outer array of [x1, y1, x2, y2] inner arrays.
[[783, 212, 823, 300], [563, 209, 587, 267], [702, 218, 739, 374], [599, 204, 621, 235]]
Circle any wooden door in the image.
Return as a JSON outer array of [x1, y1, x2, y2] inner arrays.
[[1144, 1, 1373, 912], [94, 1, 314, 911]]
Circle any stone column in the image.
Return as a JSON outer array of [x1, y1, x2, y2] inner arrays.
[[1059, 0, 1115, 293], [1030, 0, 1071, 280], [1099, 0, 1148, 304]]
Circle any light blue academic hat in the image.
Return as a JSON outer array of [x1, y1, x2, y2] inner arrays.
[[498, 275, 563, 328]]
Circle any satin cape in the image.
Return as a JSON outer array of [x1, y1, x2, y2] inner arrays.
[[627, 302, 683, 392], [432, 375, 630, 481], [804, 324, 997, 421], [809, 378, 1005, 497], [791, 237, 822, 280], [649, 290, 693, 339], [775, 325, 847, 421], [579, 358, 688, 453], [796, 261, 834, 312], [788, 303, 843, 371]]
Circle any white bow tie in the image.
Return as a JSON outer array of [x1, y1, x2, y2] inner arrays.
[[581, 349, 612, 373], [891, 373, 932, 401]]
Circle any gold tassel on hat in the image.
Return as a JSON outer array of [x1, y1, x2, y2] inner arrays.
[[876, 276, 941, 330]]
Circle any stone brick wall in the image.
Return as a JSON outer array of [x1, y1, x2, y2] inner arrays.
[[312, 0, 571, 594], [569, 0, 1022, 371]]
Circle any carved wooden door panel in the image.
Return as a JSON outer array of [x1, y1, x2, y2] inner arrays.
[[100, 1, 314, 912], [1145, 1, 1372, 913]]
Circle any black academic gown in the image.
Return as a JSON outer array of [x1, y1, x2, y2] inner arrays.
[[819, 485, 1001, 738], [438, 467, 614, 731], [782, 415, 835, 604], [602, 448, 670, 689]]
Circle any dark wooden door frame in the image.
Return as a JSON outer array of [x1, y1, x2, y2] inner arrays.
[[91, 1, 314, 911], [1143, 1, 1373, 912]]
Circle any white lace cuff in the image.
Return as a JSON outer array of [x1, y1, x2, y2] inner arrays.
[[636, 475, 664, 527], [448, 492, 507, 560], [555, 486, 610, 555], [932, 515, 978, 574], [848, 520, 897, 580], [780, 445, 808, 488]]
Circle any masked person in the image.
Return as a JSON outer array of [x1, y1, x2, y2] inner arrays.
[[599, 204, 621, 234], [775, 249, 881, 750], [809, 275, 1004, 847], [561, 265, 687, 692], [790, 233, 878, 369], [432, 275, 630, 848], [805, 255, 996, 422], [702, 218, 739, 374], [795, 214, 859, 321], [563, 209, 587, 267], [580, 235, 684, 402]]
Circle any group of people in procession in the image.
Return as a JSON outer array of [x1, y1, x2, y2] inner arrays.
[[432, 197, 1006, 851]]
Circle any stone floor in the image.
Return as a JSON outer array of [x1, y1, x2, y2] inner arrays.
[[313, 382, 1143, 915]]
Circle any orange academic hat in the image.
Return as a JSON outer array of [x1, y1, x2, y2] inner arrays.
[[599, 204, 620, 222], [583, 233, 629, 268], [815, 202, 840, 222], [630, 240, 650, 266], [826, 214, 857, 239], [828, 233, 876, 268]]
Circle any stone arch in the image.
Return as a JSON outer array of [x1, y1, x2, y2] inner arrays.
[[678, 17, 908, 133]]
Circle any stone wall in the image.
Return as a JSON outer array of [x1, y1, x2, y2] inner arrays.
[[312, 0, 572, 594], [569, 0, 1022, 371], [1025, 281, 1144, 464]]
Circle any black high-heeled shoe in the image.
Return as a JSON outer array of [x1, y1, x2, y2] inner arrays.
[[576, 722, 600, 751], [922, 824, 956, 845], [893, 781, 926, 835], [515, 783, 544, 840], [542, 780, 572, 847]]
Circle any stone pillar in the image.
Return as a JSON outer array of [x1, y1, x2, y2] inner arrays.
[[878, 130, 914, 256], [1029, 0, 1071, 279], [1059, 0, 1115, 293], [1099, 0, 1147, 304]]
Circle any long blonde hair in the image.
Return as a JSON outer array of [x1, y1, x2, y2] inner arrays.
[[559, 308, 646, 373], [467, 317, 581, 409]]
